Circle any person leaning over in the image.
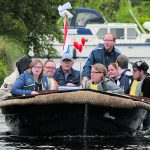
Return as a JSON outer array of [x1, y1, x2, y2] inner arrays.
[[44, 60, 58, 90], [54, 53, 80, 86], [0, 56, 32, 99], [11, 59, 49, 96], [115, 55, 133, 94], [82, 33, 122, 84], [83, 63, 124, 94]]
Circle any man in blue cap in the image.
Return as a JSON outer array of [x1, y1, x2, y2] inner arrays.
[[54, 53, 80, 86]]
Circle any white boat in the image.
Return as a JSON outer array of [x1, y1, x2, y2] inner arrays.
[[54, 8, 150, 58]]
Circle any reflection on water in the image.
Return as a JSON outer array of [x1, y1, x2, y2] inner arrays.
[[1, 133, 150, 149]]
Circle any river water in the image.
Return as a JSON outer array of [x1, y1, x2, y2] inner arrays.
[[1, 58, 150, 149]]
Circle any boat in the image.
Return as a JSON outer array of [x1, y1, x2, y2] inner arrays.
[[54, 7, 150, 58], [0, 89, 150, 137]]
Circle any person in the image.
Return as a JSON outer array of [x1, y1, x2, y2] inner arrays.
[[44, 60, 58, 90], [115, 55, 133, 94], [54, 53, 80, 86], [11, 59, 49, 96], [84, 63, 124, 94], [130, 60, 150, 130], [130, 60, 149, 96], [0, 56, 32, 99], [82, 33, 122, 84], [108, 63, 119, 80]]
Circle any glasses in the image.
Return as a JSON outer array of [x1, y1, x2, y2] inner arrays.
[[33, 66, 42, 69], [103, 39, 114, 42], [45, 66, 56, 70], [91, 71, 102, 74]]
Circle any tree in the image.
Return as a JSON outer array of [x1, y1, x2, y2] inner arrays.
[[0, 0, 69, 57]]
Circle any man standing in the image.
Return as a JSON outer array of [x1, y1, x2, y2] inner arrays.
[[54, 53, 80, 86], [82, 33, 121, 84]]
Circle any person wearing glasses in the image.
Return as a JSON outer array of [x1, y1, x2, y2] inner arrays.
[[44, 60, 58, 90], [54, 53, 80, 86], [83, 63, 124, 94], [11, 59, 49, 96], [130, 60, 150, 130], [82, 33, 122, 84]]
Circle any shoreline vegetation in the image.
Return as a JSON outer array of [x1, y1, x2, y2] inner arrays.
[[0, 0, 150, 86]]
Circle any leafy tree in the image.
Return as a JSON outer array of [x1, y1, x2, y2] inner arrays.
[[0, 0, 69, 57]]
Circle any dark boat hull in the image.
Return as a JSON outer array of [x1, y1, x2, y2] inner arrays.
[[1, 103, 147, 136]]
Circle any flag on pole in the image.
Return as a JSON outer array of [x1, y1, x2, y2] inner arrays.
[[63, 15, 70, 54]]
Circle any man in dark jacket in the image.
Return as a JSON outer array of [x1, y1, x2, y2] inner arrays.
[[82, 33, 122, 84], [131, 60, 150, 130], [54, 53, 80, 86]]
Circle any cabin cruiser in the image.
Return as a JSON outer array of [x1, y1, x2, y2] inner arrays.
[[54, 8, 150, 58]]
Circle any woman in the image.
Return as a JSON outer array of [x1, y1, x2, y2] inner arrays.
[[108, 63, 119, 80], [84, 63, 124, 94], [11, 59, 49, 96]]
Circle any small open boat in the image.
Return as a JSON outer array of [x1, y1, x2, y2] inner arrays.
[[0, 89, 149, 136]]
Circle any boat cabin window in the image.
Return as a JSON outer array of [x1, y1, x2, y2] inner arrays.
[[110, 28, 124, 39], [96, 28, 107, 39], [75, 12, 99, 27], [127, 28, 138, 39]]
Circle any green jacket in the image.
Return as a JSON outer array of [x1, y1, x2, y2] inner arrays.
[[84, 78, 124, 94]]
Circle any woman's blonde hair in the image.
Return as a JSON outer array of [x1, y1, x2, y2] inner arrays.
[[92, 63, 107, 77], [29, 59, 44, 80]]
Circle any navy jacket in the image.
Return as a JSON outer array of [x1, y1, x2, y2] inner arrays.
[[54, 67, 80, 86], [11, 71, 49, 96], [115, 69, 133, 94], [82, 46, 121, 79]]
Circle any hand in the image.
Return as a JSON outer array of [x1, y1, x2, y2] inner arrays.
[[31, 91, 39, 95], [81, 77, 89, 84], [66, 83, 75, 86]]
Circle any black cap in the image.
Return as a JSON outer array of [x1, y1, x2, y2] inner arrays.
[[132, 60, 149, 71]]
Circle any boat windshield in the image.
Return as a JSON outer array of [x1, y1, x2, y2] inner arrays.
[[75, 12, 101, 27]]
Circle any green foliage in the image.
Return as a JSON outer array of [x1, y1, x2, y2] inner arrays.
[[0, 60, 9, 86], [114, 0, 133, 23], [0, 36, 25, 71], [0, 0, 63, 57]]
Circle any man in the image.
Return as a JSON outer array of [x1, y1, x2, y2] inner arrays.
[[82, 33, 122, 84], [44, 60, 58, 90], [54, 53, 80, 86], [131, 60, 150, 130], [115, 55, 133, 94]]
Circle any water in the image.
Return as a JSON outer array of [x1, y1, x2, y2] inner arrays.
[[1, 58, 150, 149]]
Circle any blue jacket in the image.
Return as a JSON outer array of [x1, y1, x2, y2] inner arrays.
[[11, 71, 49, 96], [54, 67, 80, 86], [82, 46, 121, 79]]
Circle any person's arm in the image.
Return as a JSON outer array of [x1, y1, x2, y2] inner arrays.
[[11, 74, 32, 96], [106, 80, 124, 94], [82, 52, 95, 80]]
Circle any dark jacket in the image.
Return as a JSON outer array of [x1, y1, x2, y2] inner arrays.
[[82, 46, 121, 79], [54, 67, 80, 86], [11, 71, 49, 96], [115, 69, 133, 94]]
